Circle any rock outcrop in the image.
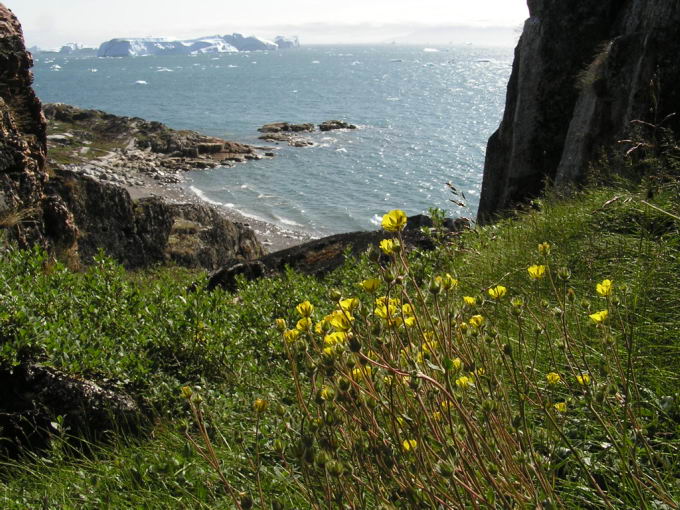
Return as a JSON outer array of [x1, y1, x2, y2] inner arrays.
[[207, 215, 470, 291], [0, 4, 51, 247], [48, 170, 264, 269], [319, 120, 357, 131], [477, 0, 680, 223], [0, 362, 141, 457]]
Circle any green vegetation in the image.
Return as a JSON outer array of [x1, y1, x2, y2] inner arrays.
[[1, 171, 679, 507], [46, 119, 130, 166]]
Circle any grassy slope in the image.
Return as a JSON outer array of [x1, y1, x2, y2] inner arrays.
[[0, 181, 678, 508]]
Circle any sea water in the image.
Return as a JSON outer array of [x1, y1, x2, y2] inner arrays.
[[32, 45, 514, 237]]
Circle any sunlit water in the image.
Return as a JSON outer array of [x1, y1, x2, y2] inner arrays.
[[33, 45, 513, 236]]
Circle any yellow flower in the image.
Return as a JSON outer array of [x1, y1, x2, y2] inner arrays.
[[468, 315, 484, 328], [546, 372, 561, 385], [422, 340, 439, 354], [374, 305, 389, 320], [274, 318, 287, 332], [252, 398, 268, 413], [589, 310, 608, 323], [324, 331, 347, 346], [401, 439, 417, 452], [181, 386, 193, 399], [463, 296, 477, 306], [527, 265, 547, 280], [538, 242, 551, 256], [455, 376, 473, 389], [320, 386, 335, 401], [340, 297, 360, 313], [381, 209, 408, 232], [359, 278, 381, 293], [329, 310, 353, 331], [488, 285, 507, 299], [553, 402, 567, 413], [401, 303, 413, 315], [576, 374, 591, 386], [296, 300, 314, 318], [351, 366, 372, 380], [283, 329, 301, 344], [315, 319, 330, 334], [442, 273, 459, 290], [451, 358, 463, 371], [432, 411, 442, 422], [440, 400, 453, 411], [403, 316, 416, 327], [322, 346, 336, 356], [379, 238, 397, 255], [296, 317, 312, 331], [596, 279, 613, 297]]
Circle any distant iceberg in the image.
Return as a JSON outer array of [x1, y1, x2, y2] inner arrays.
[[97, 33, 296, 57], [274, 35, 300, 49]]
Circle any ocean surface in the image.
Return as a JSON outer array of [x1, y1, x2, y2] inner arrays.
[[32, 45, 514, 237]]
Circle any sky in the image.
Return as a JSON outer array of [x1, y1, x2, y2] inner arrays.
[[8, 0, 529, 49]]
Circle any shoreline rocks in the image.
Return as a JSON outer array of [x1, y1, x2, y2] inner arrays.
[[44, 103, 270, 184], [257, 119, 357, 146]]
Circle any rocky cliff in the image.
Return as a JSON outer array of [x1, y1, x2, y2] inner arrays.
[[0, 4, 51, 246], [0, 4, 264, 269], [477, 0, 680, 223]]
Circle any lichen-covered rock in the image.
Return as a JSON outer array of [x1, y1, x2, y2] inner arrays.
[[0, 4, 48, 246], [477, 0, 680, 224]]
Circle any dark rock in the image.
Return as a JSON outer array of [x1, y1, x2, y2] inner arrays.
[[477, 0, 680, 224], [0, 4, 48, 248], [0, 362, 141, 457], [207, 214, 469, 291], [206, 260, 266, 292], [319, 120, 357, 131], [46, 170, 265, 269], [258, 122, 315, 133]]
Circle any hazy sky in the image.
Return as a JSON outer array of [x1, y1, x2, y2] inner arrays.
[[8, 0, 529, 48]]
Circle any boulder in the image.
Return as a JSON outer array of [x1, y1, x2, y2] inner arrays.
[[0, 362, 141, 457], [207, 215, 470, 291]]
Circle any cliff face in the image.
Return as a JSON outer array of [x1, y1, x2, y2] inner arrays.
[[477, 0, 680, 223], [0, 4, 264, 269], [0, 5, 49, 245]]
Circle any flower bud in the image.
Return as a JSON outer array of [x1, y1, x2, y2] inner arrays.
[[275, 318, 287, 332], [557, 267, 571, 281]]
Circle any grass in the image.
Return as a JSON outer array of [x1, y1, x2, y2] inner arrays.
[[0, 176, 678, 508]]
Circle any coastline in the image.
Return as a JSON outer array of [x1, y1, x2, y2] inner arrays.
[[44, 103, 314, 254], [124, 172, 314, 253]]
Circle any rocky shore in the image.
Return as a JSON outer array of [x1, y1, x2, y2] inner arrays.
[[43, 103, 313, 252], [257, 119, 357, 147]]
